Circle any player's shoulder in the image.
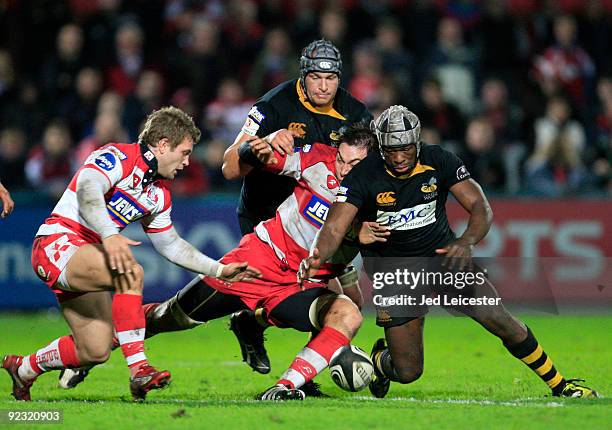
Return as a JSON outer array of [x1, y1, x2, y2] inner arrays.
[[334, 86, 371, 118], [296, 142, 337, 164], [256, 79, 297, 105], [419, 143, 458, 166], [99, 143, 133, 160], [86, 142, 134, 172]]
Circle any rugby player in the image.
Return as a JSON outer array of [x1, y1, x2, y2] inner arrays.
[[2, 107, 259, 401], [300, 105, 598, 398], [65, 124, 376, 400], [222, 38, 373, 396]]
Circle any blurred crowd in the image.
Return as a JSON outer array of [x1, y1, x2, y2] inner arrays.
[[1, 0, 611, 199]]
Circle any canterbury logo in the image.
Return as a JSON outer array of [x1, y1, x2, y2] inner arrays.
[[376, 192, 396, 205], [288, 122, 306, 138]]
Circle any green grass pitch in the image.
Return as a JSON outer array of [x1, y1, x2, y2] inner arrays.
[[0, 313, 609, 430]]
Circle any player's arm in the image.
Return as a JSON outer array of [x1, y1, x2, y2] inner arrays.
[[222, 103, 290, 180], [224, 129, 297, 180], [75, 168, 141, 275], [147, 228, 261, 282], [300, 202, 359, 279], [0, 181, 14, 218], [436, 178, 493, 268]]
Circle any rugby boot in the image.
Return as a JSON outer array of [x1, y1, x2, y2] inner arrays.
[[256, 384, 305, 401], [229, 310, 270, 374], [58, 366, 91, 389], [554, 379, 598, 398], [301, 380, 329, 398], [2, 355, 36, 401], [368, 338, 391, 398], [129, 364, 171, 401]]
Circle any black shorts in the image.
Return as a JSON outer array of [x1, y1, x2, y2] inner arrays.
[[268, 287, 336, 332], [364, 256, 498, 328]]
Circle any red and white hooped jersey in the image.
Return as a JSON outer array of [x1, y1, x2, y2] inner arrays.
[[254, 143, 341, 273], [36, 143, 173, 242]]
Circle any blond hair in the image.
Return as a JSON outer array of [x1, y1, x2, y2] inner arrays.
[[138, 106, 201, 149]]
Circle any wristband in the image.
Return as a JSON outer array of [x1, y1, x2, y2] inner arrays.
[[238, 140, 264, 167]]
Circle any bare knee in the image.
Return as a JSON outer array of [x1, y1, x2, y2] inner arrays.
[[116, 263, 145, 294], [323, 297, 363, 337], [76, 343, 111, 365], [395, 366, 423, 384]]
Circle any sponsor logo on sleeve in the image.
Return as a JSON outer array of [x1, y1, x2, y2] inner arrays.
[[248, 106, 265, 124], [303, 195, 330, 228], [242, 117, 260, 136], [327, 174, 338, 189], [376, 201, 437, 231], [94, 152, 116, 171], [302, 144, 312, 153], [456, 165, 469, 181], [107, 146, 127, 160], [335, 186, 349, 202]]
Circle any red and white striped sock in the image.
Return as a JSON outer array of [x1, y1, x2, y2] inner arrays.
[[112, 293, 148, 377], [278, 326, 349, 389], [18, 335, 80, 381]]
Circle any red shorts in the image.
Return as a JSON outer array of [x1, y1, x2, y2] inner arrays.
[[203, 233, 323, 317], [31, 233, 99, 302]]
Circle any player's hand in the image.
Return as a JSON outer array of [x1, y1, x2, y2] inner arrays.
[[0, 183, 14, 218], [219, 262, 262, 283], [102, 234, 141, 275], [357, 221, 390, 245], [265, 129, 298, 156], [248, 137, 278, 165], [298, 247, 323, 285], [435, 238, 474, 271]]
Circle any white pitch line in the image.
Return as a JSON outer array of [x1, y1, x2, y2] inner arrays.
[[353, 396, 565, 407]]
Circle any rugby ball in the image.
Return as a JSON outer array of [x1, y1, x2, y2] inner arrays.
[[329, 345, 375, 392]]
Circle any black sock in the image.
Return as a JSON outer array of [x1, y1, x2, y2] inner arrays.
[[504, 326, 566, 394]]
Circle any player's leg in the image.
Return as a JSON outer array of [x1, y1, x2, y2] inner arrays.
[[468, 278, 597, 397], [2, 291, 113, 401], [60, 242, 170, 400], [257, 289, 362, 400], [368, 317, 425, 398], [65, 244, 167, 383], [143, 275, 248, 336], [229, 277, 351, 383], [59, 275, 247, 389]]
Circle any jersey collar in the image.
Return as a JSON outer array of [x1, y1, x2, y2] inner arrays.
[[296, 79, 346, 120], [139, 143, 161, 186], [384, 162, 435, 179]]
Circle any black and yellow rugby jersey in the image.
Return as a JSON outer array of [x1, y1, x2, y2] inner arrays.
[[237, 78, 371, 230], [336, 144, 471, 257]]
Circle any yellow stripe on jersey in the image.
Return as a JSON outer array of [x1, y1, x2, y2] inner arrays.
[[384, 162, 436, 179], [107, 205, 130, 224]]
